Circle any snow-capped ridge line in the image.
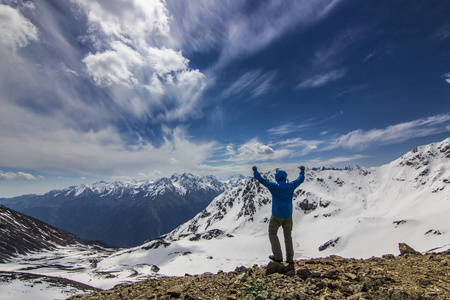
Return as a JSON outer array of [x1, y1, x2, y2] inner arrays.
[[0, 173, 230, 247], [44, 173, 227, 199]]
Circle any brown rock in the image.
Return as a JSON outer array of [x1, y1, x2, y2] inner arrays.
[[265, 261, 286, 275], [398, 243, 422, 255], [344, 272, 358, 280], [296, 268, 312, 279], [167, 284, 183, 297]]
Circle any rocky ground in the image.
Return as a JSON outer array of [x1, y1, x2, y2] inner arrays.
[[69, 244, 450, 300]]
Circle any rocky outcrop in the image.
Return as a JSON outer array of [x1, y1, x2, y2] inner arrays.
[[399, 243, 422, 256], [70, 244, 450, 300]]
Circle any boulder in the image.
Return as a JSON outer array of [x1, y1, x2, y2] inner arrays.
[[398, 243, 422, 255]]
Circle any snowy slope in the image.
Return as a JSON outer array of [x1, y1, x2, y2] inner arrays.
[[0, 205, 112, 299], [0, 271, 99, 300], [0, 205, 84, 262], [1, 138, 449, 299], [98, 138, 450, 276]]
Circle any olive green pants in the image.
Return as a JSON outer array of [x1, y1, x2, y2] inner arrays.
[[268, 215, 294, 263]]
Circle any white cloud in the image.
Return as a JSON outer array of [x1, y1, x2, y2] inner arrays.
[[325, 114, 450, 150], [240, 141, 275, 155], [442, 73, 450, 84], [144, 73, 165, 95], [74, 0, 207, 122], [83, 41, 144, 87], [225, 139, 291, 164], [0, 4, 39, 51], [146, 47, 188, 75], [72, 0, 170, 41], [0, 119, 216, 179], [0, 171, 38, 181], [0, 1, 213, 182], [297, 69, 346, 89]]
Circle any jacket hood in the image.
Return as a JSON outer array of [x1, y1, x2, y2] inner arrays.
[[275, 170, 287, 182]]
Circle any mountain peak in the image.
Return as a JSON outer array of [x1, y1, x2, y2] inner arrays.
[[396, 138, 450, 169]]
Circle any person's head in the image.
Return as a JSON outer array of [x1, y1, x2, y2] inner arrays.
[[275, 169, 287, 182]]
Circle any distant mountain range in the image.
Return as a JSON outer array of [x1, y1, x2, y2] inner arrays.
[[0, 173, 243, 247]]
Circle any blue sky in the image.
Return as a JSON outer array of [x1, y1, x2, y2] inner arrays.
[[0, 0, 449, 197]]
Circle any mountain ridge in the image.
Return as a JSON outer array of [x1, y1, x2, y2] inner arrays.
[[0, 173, 229, 247], [0, 204, 101, 262], [101, 137, 450, 277]]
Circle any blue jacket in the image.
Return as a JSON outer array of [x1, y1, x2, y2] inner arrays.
[[253, 168, 305, 218]]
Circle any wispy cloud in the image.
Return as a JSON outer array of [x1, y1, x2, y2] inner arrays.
[[268, 114, 340, 136], [218, 0, 343, 67], [167, 0, 343, 70], [0, 3, 38, 51], [325, 114, 450, 151], [313, 27, 365, 68], [220, 69, 276, 101], [432, 23, 450, 42], [308, 154, 368, 166], [0, 113, 216, 179], [297, 68, 346, 89], [268, 122, 311, 136], [260, 114, 450, 165], [273, 138, 324, 156], [0, 170, 40, 181]]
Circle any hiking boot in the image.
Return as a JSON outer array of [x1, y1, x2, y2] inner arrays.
[[269, 255, 282, 263]]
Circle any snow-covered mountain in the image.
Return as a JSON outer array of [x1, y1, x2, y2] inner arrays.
[[99, 137, 450, 277], [1, 138, 449, 299], [0, 205, 111, 299], [0, 173, 226, 247], [0, 205, 82, 262]]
